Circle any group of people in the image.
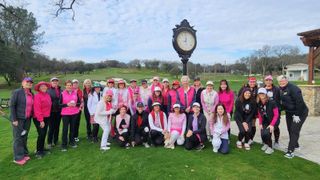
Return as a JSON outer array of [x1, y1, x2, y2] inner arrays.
[[9, 74, 308, 165]]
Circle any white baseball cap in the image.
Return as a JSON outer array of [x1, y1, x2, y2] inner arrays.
[[173, 104, 181, 108], [206, 81, 214, 86], [154, 86, 162, 92], [72, 79, 79, 83], [258, 88, 267, 94], [152, 102, 161, 107], [162, 78, 169, 83], [192, 102, 201, 107]]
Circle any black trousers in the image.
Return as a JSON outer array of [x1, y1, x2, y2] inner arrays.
[[84, 105, 92, 137], [261, 124, 272, 147], [61, 115, 77, 147], [286, 110, 308, 152], [47, 111, 61, 145], [33, 117, 49, 152], [274, 118, 280, 143], [74, 111, 82, 138], [132, 129, 149, 145], [117, 132, 130, 147], [185, 134, 201, 150], [92, 123, 99, 139], [12, 118, 31, 161], [150, 130, 164, 146], [237, 122, 252, 143]]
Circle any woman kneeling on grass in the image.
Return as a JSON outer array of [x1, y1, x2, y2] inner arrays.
[[33, 81, 52, 159], [185, 102, 207, 151], [235, 88, 257, 151], [94, 90, 116, 151], [257, 88, 279, 155], [165, 103, 186, 149], [130, 102, 151, 148], [148, 102, 168, 146], [115, 104, 131, 149], [211, 103, 230, 154]]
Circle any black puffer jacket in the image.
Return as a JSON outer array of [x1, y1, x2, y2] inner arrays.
[[234, 98, 257, 126], [130, 111, 149, 140], [10, 88, 34, 121], [187, 113, 207, 142], [279, 82, 308, 115], [47, 86, 62, 112]]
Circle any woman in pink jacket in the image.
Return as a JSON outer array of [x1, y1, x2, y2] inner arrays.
[[200, 81, 219, 142], [177, 76, 195, 114], [33, 81, 52, 158], [168, 80, 180, 113], [218, 79, 234, 138], [60, 80, 81, 151]]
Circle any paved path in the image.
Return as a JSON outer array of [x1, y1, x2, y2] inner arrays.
[[230, 115, 320, 164]]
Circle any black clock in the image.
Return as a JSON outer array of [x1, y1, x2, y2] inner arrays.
[[172, 19, 197, 75]]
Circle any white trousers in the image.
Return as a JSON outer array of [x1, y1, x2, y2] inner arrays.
[[170, 131, 185, 145]]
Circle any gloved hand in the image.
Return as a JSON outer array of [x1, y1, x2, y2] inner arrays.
[[144, 127, 149, 133], [121, 128, 128, 134], [292, 115, 301, 123]]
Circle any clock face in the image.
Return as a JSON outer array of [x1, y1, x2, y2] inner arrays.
[[176, 31, 195, 51]]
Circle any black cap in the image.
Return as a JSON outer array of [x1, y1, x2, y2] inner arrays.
[[141, 79, 147, 83], [137, 102, 144, 107], [194, 77, 201, 81]]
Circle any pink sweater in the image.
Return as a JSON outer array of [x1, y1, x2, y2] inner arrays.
[[33, 92, 52, 121], [167, 113, 187, 135], [218, 90, 234, 113]]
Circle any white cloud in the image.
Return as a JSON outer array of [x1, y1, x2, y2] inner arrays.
[[25, 0, 320, 64]]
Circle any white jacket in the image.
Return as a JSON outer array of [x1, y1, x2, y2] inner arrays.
[[94, 100, 115, 125], [87, 91, 102, 116]]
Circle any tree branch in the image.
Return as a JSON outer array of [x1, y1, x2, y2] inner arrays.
[[55, 0, 76, 20]]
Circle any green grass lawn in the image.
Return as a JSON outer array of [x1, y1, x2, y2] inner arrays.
[[1, 68, 320, 179]]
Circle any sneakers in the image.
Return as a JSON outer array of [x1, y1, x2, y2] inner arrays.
[[261, 144, 268, 151], [244, 143, 250, 150], [284, 151, 295, 159], [143, 143, 150, 148], [47, 144, 53, 149], [35, 152, 45, 159], [196, 144, 205, 151], [100, 146, 110, 151], [213, 147, 218, 153], [13, 159, 27, 166], [70, 143, 78, 148], [74, 137, 80, 142], [125, 143, 131, 149], [61, 147, 67, 152], [24, 155, 31, 161], [166, 143, 175, 149], [273, 142, 280, 149], [248, 139, 254, 145], [236, 141, 242, 149], [265, 147, 274, 154]]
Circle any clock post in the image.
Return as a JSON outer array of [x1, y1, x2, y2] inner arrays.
[[172, 19, 197, 75]]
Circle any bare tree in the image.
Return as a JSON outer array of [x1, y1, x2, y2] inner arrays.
[[254, 45, 272, 76], [55, 0, 77, 20], [273, 45, 300, 74]]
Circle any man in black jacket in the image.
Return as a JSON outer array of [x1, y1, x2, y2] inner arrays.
[[278, 75, 309, 159], [47, 77, 62, 148], [130, 102, 150, 148]]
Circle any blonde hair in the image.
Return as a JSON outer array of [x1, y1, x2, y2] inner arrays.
[[83, 79, 92, 88]]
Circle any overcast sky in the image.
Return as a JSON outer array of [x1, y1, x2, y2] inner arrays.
[[25, 0, 320, 64]]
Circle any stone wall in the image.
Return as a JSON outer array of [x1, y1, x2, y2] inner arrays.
[[299, 85, 320, 116]]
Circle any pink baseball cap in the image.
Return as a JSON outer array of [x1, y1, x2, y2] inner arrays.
[[264, 75, 273, 81], [105, 90, 113, 97]]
